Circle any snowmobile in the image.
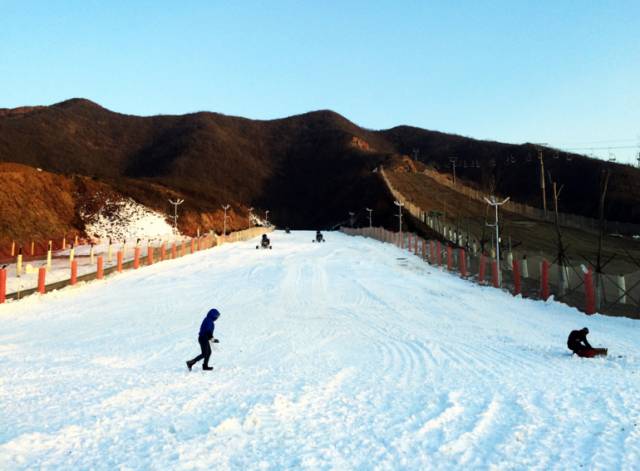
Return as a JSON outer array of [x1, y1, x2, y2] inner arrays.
[[256, 234, 272, 250]]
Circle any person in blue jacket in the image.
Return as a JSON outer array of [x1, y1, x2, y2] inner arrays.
[[186, 309, 220, 371]]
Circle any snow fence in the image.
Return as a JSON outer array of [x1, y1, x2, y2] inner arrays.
[[0, 226, 273, 302], [341, 226, 639, 319]]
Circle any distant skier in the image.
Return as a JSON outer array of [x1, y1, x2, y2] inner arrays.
[[186, 309, 220, 371], [567, 327, 607, 357], [315, 230, 325, 243]]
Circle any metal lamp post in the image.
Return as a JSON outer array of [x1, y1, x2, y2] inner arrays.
[[484, 195, 510, 285]]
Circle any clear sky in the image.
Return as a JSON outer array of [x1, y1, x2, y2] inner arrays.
[[1, 1, 639, 163]]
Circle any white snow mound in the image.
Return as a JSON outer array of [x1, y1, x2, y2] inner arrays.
[[82, 198, 176, 240]]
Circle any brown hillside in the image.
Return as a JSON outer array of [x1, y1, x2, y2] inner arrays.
[[0, 98, 639, 244]]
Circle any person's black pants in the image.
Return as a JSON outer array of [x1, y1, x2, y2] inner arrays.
[[190, 336, 211, 367]]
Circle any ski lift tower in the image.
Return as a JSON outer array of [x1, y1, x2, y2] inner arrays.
[[168, 198, 184, 234], [484, 195, 510, 286]]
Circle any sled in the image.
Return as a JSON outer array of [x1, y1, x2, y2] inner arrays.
[[576, 348, 608, 358]]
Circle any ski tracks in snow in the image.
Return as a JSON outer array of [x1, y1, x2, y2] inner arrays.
[[0, 231, 639, 470]]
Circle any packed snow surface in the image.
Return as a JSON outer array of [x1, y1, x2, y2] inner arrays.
[[0, 231, 638, 470]]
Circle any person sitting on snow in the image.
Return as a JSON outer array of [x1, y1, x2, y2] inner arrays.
[[567, 327, 595, 357], [261, 234, 271, 248], [186, 309, 220, 371], [315, 230, 324, 243]]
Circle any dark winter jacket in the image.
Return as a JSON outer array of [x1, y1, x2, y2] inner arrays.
[[567, 329, 592, 352], [199, 309, 220, 339]]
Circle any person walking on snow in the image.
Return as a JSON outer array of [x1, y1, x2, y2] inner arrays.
[[186, 309, 220, 371]]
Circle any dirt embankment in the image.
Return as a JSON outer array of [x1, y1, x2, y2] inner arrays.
[[0, 163, 252, 259]]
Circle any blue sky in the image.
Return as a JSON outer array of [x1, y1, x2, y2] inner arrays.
[[1, 1, 639, 163]]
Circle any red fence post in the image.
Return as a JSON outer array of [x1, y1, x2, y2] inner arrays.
[[447, 245, 453, 270], [584, 268, 596, 315], [147, 246, 154, 265], [479, 255, 486, 284], [459, 248, 467, 277], [436, 241, 442, 266], [97, 256, 104, 280], [421, 239, 426, 259], [70, 260, 78, 285], [541, 259, 550, 300], [134, 247, 141, 269], [513, 259, 521, 296], [38, 267, 46, 293], [0, 268, 5, 303], [414, 235, 418, 255], [407, 233, 412, 251], [430, 241, 435, 263], [491, 260, 499, 287], [117, 251, 123, 273]]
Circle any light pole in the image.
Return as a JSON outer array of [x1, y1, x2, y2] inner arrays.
[[366, 208, 373, 227], [534, 143, 548, 215], [168, 198, 184, 234], [349, 212, 355, 228], [484, 195, 510, 285], [265, 210, 270, 226], [394, 200, 404, 233], [222, 204, 230, 236], [449, 157, 457, 185]]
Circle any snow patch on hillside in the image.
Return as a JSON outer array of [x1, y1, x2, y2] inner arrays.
[[81, 198, 176, 240]]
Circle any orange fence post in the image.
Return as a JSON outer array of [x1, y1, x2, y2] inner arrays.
[[584, 268, 596, 315], [38, 267, 46, 294], [197, 238, 201, 251], [491, 260, 499, 288], [436, 241, 442, 266], [479, 255, 486, 284], [70, 260, 78, 285], [97, 256, 104, 280], [191, 239, 195, 254], [160, 243, 166, 261], [513, 259, 521, 296], [134, 247, 141, 269], [181, 241, 186, 256], [459, 248, 467, 277], [117, 251, 123, 273], [447, 245, 453, 270], [541, 259, 550, 300], [172, 243, 177, 259], [0, 268, 5, 303], [147, 246, 154, 265]]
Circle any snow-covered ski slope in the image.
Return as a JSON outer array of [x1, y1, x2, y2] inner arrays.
[[1, 231, 638, 470]]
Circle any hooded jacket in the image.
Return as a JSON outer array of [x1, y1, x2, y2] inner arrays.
[[199, 309, 220, 339]]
